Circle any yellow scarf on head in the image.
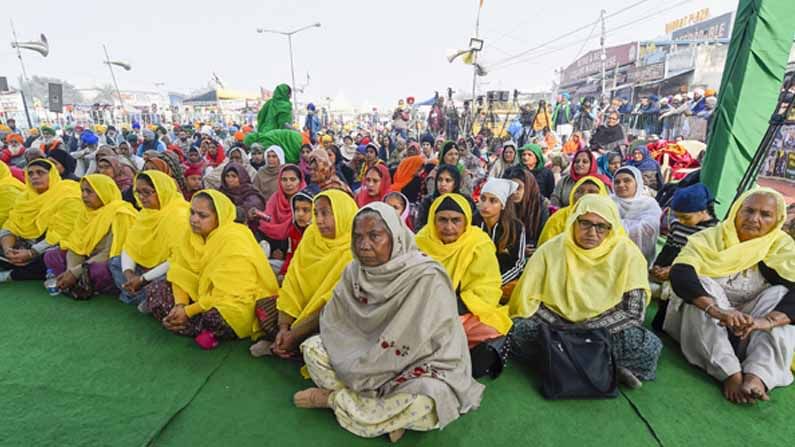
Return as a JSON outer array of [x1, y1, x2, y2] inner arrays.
[[510, 194, 650, 322], [0, 162, 24, 227], [277, 189, 358, 328], [674, 188, 795, 281], [537, 176, 608, 246], [123, 171, 190, 268], [167, 190, 279, 338], [60, 174, 137, 257], [3, 159, 82, 244], [416, 193, 512, 335]]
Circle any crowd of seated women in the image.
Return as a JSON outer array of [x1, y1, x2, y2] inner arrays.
[[2, 124, 794, 442]]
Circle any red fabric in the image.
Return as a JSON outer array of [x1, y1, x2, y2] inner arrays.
[[167, 144, 186, 163], [356, 163, 391, 207], [279, 223, 306, 275], [652, 144, 700, 181], [3, 162, 25, 182], [205, 144, 225, 167], [184, 163, 205, 178], [390, 155, 424, 192], [5, 134, 23, 145], [569, 149, 612, 188], [258, 165, 306, 241]]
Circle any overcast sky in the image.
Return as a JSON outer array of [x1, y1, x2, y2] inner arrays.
[[3, 0, 736, 109]]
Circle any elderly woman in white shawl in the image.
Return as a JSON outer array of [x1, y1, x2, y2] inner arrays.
[[294, 202, 484, 443], [612, 166, 661, 266]]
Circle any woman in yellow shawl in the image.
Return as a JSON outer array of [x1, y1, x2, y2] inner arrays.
[[252, 189, 358, 359], [109, 171, 190, 308], [664, 188, 795, 404], [145, 189, 279, 348], [0, 159, 82, 282], [509, 195, 662, 388], [0, 162, 24, 227], [42, 174, 137, 299], [537, 175, 608, 246], [415, 193, 513, 365]]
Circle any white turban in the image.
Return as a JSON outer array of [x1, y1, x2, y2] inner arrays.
[[480, 177, 518, 208]]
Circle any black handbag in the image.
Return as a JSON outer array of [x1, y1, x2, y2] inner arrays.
[[539, 324, 617, 399]]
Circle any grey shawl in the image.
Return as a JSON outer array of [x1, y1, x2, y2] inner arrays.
[[320, 202, 484, 428]]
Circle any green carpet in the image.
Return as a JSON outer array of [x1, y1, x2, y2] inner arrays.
[[1, 281, 791, 447]]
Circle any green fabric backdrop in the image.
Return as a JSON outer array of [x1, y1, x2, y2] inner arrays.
[[700, 0, 795, 216]]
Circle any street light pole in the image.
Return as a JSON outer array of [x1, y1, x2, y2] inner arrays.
[[257, 22, 321, 119], [287, 34, 297, 110]]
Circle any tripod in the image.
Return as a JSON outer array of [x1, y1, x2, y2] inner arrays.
[[729, 74, 795, 217]]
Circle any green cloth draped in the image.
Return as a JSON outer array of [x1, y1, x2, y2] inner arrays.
[[256, 84, 293, 133], [245, 129, 303, 164], [700, 0, 795, 216]]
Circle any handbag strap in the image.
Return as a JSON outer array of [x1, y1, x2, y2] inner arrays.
[[558, 334, 616, 394]]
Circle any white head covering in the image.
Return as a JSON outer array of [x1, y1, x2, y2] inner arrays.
[[480, 177, 519, 208], [200, 125, 214, 136], [265, 145, 285, 165], [611, 166, 661, 265]]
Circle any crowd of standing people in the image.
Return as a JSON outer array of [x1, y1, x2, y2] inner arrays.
[[1, 82, 794, 442]]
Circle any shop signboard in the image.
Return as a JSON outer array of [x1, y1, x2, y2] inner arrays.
[[561, 42, 637, 86]]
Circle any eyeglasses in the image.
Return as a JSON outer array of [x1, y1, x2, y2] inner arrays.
[[135, 189, 155, 198], [576, 218, 612, 235]]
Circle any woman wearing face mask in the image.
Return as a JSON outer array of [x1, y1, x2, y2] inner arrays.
[[516, 144, 555, 199], [551, 149, 611, 208]]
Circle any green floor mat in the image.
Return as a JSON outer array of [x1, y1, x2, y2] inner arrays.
[[0, 282, 235, 446], [151, 348, 658, 446], [1, 281, 791, 447]]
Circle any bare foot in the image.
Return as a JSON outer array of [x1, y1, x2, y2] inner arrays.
[[293, 387, 332, 409], [723, 373, 749, 404], [741, 373, 769, 401], [388, 429, 405, 443]]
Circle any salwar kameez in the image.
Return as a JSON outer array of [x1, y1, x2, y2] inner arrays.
[[146, 279, 237, 340], [664, 271, 795, 391], [510, 289, 662, 381], [301, 335, 439, 438]]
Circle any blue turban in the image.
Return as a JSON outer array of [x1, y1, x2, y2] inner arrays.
[[356, 144, 368, 154], [307, 103, 316, 111], [80, 131, 99, 146], [671, 183, 712, 213]]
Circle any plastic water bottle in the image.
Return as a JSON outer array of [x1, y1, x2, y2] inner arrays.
[[44, 269, 60, 296]]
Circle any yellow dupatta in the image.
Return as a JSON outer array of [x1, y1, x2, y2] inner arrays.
[[123, 171, 190, 268], [0, 162, 24, 227], [277, 189, 358, 328], [537, 175, 608, 246], [510, 195, 651, 321], [167, 190, 279, 338], [60, 174, 137, 257], [674, 188, 795, 281], [3, 159, 82, 244], [415, 193, 512, 335]]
